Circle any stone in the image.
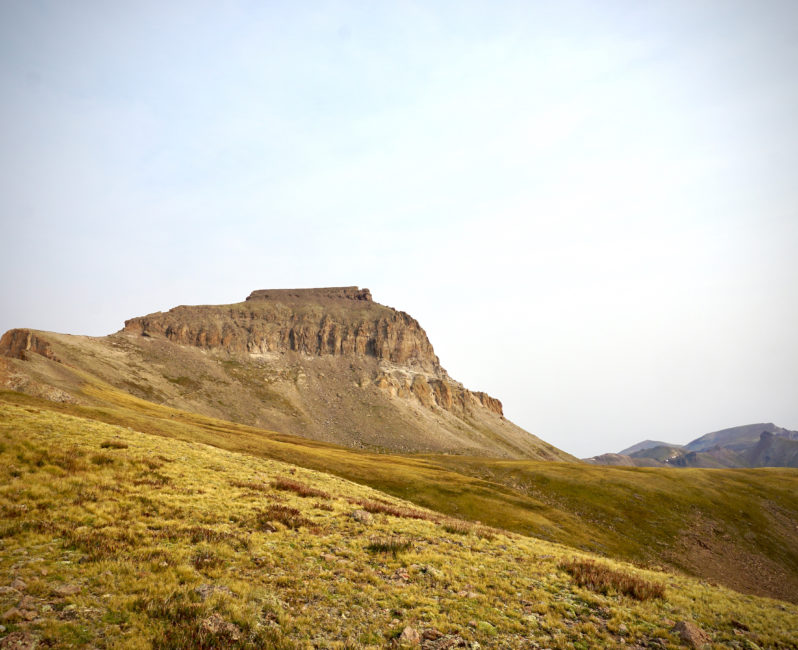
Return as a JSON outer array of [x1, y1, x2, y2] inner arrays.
[[1, 609, 21, 622], [0, 630, 38, 650], [200, 613, 241, 641], [672, 621, 711, 648], [9, 579, 26, 592], [351, 509, 372, 524], [52, 584, 80, 597], [398, 626, 421, 646]]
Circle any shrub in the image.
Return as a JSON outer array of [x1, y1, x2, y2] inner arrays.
[[442, 519, 473, 535], [192, 548, 225, 571], [366, 536, 412, 557], [271, 477, 330, 499], [350, 498, 436, 522], [100, 440, 128, 449], [560, 558, 665, 601], [256, 505, 315, 531], [230, 479, 269, 492]]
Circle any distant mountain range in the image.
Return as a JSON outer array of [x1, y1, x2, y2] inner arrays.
[[587, 423, 798, 468]]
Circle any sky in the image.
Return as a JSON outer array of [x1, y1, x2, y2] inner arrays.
[[1, 1, 797, 458]]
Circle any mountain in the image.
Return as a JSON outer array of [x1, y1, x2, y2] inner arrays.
[[0, 287, 572, 461], [685, 422, 798, 452], [618, 439, 681, 455], [590, 423, 798, 469]]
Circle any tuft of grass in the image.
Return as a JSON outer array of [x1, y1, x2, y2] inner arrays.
[[64, 526, 137, 561], [90, 452, 115, 466], [366, 536, 413, 557], [100, 439, 129, 449], [230, 479, 269, 492], [256, 505, 315, 531], [442, 519, 473, 535], [192, 548, 225, 571], [271, 477, 330, 499], [560, 558, 666, 601]]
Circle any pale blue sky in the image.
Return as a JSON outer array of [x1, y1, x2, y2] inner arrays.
[[1, 1, 797, 457]]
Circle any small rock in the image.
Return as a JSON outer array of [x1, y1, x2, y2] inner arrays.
[[618, 623, 628, 635], [9, 579, 26, 592], [399, 626, 421, 646], [19, 610, 36, 621], [351, 509, 373, 524], [672, 621, 711, 648], [422, 629, 444, 641], [53, 584, 80, 597], [1, 608, 21, 622], [320, 553, 336, 563], [0, 630, 38, 650], [200, 613, 241, 641]]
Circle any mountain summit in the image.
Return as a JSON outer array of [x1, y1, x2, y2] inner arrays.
[[1, 287, 572, 460]]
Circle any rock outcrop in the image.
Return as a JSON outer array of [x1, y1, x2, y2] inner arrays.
[[124, 288, 441, 374], [0, 329, 61, 363]]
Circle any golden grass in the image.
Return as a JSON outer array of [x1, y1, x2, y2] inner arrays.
[[0, 401, 796, 649]]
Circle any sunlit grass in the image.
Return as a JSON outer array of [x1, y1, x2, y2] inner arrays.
[[0, 400, 796, 648]]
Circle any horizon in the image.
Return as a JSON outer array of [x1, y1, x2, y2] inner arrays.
[[2, 1, 797, 458]]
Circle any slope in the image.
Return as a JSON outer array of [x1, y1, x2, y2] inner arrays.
[[1, 401, 796, 649], [2, 384, 797, 605]]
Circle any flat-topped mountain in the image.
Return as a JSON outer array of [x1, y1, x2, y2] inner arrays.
[[0, 287, 571, 460]]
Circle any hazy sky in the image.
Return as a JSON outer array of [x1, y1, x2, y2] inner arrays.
[[2, 1, 797, 457]]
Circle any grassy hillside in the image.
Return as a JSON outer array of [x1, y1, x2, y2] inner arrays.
[[2, 380, 798, 606], [1, 402, 796, 649]]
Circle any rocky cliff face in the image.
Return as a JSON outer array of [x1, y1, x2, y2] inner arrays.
[[123, 287, 443, 375], [122, 288, 504, 418]]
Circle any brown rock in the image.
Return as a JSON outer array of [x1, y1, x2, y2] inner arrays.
[[398, 626, 421, 646], [672, 621, 711, 648], [351, 509, 373, 524], [1, 609, 21, 622], [9, 579, 26, 592], [52, 584, 80, 597]]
